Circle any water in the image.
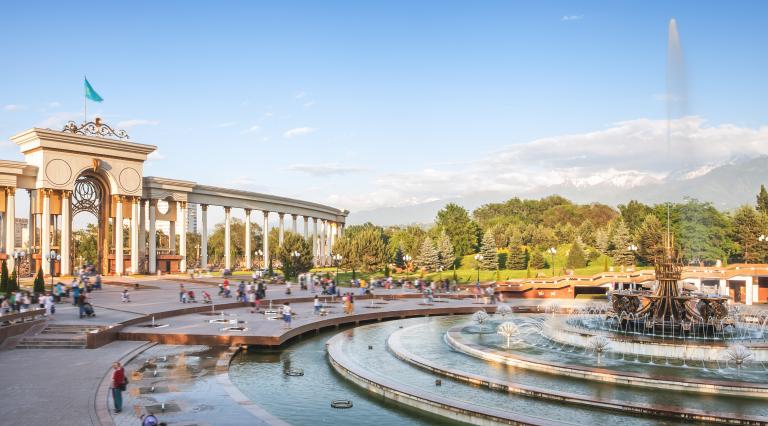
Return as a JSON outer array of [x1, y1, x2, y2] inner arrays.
[[229, 325, 462, 426]]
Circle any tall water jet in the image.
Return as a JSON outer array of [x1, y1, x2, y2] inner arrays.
[[666, 18, 687, 157]]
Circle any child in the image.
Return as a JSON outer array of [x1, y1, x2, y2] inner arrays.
[[202, 291, 212, 304], [282, 302, 292, 329], [313, 295, 321, 315], [121, 289, 131, 303]]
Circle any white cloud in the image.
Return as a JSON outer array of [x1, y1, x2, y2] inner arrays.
[[3, 104, 25, 111], [36, 112, 82, 129], [283, 127, 316, 139], [303, 101, 316, 109], [148, 150, 165, 160], [117, 119, 159, 129], [327, 116, 768, 212], [294, 91, 307, 99], [242, 125, 261, 134], [286, 163, 366, 176], [561, 15, 584, 21]]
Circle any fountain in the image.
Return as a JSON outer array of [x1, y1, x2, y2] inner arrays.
[[497, 322, 519, 348]]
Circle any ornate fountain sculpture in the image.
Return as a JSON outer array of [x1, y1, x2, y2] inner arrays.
[[610, 234, 731, 335]]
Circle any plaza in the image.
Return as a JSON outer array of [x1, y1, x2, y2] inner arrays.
[[3, 1, 768, 425]]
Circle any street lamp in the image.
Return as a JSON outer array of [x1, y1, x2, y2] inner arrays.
[[12, 250, 25, 292], [290, 250, 301, 280], [254, 249, 263, 271], [45, 250, 61, 293], [403, 254, 412, 283], [474, 253, 483, 284], [332, 253, 342, 283], [547, 247, 557, 277]]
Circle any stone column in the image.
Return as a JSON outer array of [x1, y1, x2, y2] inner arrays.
[[224, 207, 231, 270], [27, 190, 34, 254], [291, 214, 297, 234], [263, 211, 270, 270], [329, 222, 336, 253], [115, 196, 124, 275], [148, 199, 157, 274], [339, 223, 344, 237], [303, 216, 309, 239], [41, 190, 51, 275], [319, 220, 325, 266], [312, 218, 318, 261], [138, 199, 147, 272], [278, 213, 285, 246], [719, 279, 727, 297], [746, 276, 754, 305], [179, 201, 187, 273], [200, 204, 208, 269], [61, 191, 71, 275], [131, 198, 139, 274], [4, 189, 14, 271], [244, 209, 252, 270]]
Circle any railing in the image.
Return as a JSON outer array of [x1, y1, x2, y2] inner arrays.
[[0, 308, 46, 325]]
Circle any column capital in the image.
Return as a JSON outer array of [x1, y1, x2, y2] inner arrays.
[[4, 187, 15, 196], [113, 195, 124, 203], [61, 190, 72, 199], [201, 203, 208, 211], [263, 210, 270, 218], [312, 217, 318, 223], [148, 198, 158, 206], [224, 206, 231, 213], [278, 212, 285, 218], [244, 208, 252, 215]]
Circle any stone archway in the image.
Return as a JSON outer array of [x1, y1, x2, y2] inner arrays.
[[71, 171, 111, 275]]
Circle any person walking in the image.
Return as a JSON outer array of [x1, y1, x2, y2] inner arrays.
[[77, 292, 87, 318], [313, 295, 321, 315], [179, 283, 186, 302], [348, 292, 355, 315], [43, 292, 54, 316], [110, 362, 126, 413]]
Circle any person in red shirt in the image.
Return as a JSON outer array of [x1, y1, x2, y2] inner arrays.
[[111, 362, 126, 413]]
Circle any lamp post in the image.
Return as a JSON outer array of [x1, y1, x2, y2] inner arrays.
[[332, 253, 342, 283], [291, 250, 300, 280], [547, 247, 557, 277], [12, 250, 25, 292], [474, 253, 483, 284], [627, 244, 638, 268], [45, 250, 61, 293], [254, 249, 263, 271], [403, 254, 412, 283]]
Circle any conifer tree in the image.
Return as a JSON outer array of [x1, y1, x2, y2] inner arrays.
[[637, 214, 664, 264], [479, 230, 498, 270], [566, 239, 587, 269], [507, 246, 528, 270], [611, 219, 634, 266], [529, 250, 548, 269], [394, 247, 405, 269], [415, 237, 440, 271], [757, 184, 768, 214], [34, 267, 45, 294], [0, 260, 8, 294], [436, 231, 455, 270]]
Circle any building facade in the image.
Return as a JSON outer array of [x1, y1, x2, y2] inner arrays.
[[0, 120, 347, 276]]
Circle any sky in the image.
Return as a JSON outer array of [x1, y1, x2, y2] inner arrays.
[[1, 1, 767, 227]]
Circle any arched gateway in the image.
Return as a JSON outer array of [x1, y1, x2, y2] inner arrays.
[[0, 120, 347, 277]]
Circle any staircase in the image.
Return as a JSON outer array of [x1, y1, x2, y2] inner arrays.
[[15, 324, 100, 349]]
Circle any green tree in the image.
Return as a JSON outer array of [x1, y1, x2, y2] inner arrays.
[[333, 227, 387, 278], [394, 247, 405, 268], [436, 231, 455, 270], [385, 225, 425, 261], [73, 224, 99, 265], [566, 239, 587, 269], [0, 260, 8, 294], [618, 200, 654, 235], [529, 250, 548, 269], [415, 237, 439, 271], [33, 268, 45, 294], [611, 219, 634, 266], [8, 270, 17, 294], [185, 232, 202, 268], [207, 218, 260, 268], [507, 246, 528, 270], [435, 203, 480, 256], [731, 205, 766, 263], [478, 230, 498, 270], [757, 184, 768, 214], [637, 214, 664, 265], [276, 232, 313, 279]]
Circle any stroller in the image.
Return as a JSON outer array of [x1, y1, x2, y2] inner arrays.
[[83, 302, 96, 317], [187, 290, 197, 303], [202, 291, 212, 304]]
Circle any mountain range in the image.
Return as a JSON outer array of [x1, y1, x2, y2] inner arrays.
[[348, 156, 768, 226]]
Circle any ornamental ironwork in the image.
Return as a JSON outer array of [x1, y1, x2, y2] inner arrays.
[[72, 175, 103, 217], [61, 117, 130, 140]]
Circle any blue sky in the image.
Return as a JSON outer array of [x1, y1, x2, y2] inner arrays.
[[1, 1, 767, 224]]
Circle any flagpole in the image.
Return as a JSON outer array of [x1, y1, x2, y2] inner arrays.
[[84, 76, 87, 124]]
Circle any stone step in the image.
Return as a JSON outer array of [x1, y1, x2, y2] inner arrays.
[[15, 343, 86, 349], [21, 337, 86, 343]]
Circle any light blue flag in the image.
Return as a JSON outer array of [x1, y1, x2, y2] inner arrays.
[[84, 77, 103, 102]]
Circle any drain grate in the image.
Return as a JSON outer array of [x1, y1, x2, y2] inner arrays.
[[144, 402, 181, 414]]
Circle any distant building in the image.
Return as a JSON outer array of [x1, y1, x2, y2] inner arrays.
[[187, 202, 198, 234], [14, 218, 27, 249]]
